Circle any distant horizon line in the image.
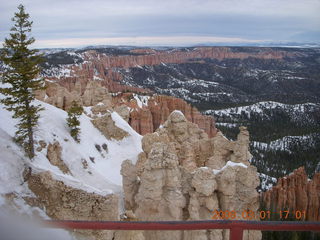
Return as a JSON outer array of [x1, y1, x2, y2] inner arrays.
[[34, 42, 320, 50], [37, 44, 320, 50], [1, 34, 320, 49], [1, 41, 320, 50]]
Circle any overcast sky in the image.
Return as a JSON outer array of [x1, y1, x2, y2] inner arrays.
[[1, 0, 319, 48]]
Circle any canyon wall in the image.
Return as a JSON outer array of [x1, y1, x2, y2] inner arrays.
[[262, 167, 320, 221], [121, 111, 261, 240], [44, 47, 299, 93], [83, 47, 295, 69]]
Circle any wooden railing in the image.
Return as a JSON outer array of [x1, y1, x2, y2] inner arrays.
[[44, 220, 320, 240]]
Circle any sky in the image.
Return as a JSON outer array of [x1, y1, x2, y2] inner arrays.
[[0, 0, 319, 48]]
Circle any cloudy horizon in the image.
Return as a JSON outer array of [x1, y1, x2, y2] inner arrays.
[[1, 0, 320, 48]]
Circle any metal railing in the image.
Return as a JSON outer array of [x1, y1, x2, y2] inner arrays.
[[44, 220, 320, 240]]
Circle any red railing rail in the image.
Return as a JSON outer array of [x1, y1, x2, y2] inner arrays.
[[44, 220, 320, 240]]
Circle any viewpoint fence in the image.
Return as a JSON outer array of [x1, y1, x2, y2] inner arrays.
[[44, 220, 320, 240]]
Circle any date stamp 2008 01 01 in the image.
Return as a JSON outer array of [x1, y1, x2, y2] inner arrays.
[[211, 209, 307, 220]]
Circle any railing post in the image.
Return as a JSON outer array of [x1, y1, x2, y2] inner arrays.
[[230, 226, 243, 240]]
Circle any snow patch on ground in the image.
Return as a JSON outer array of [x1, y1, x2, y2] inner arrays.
[[172, 110, 184, 115], [212, 161, 247, 174], [93, 75, 104, 81]]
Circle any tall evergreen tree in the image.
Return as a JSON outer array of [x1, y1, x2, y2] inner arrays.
[[0, 4, 44, 159], [67, 101, 83, 143]]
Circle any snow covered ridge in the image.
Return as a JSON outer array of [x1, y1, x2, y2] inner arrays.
[[206, 101, 320, 125], [38, 48, 74, 55], [205, 101, 320, 116], [251, 133, 319, 152], [40, 51, 85, 78], [0, 98, 142, 201]]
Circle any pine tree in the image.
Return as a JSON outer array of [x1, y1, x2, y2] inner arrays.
[[67, 101, 83, 142], [0, 4, 44, 159]]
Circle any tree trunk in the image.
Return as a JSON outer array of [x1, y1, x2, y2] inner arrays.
[[25, 100, 34, 159], [27, 118, 34, 159]]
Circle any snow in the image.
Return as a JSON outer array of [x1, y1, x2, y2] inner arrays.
[[133, 94, 150, 108], [216, 122, 238, 127], [42, 66, 73, 79], [200, 167, 209, 170], [185, 79, 219, 87], [0, 129, 29, 197], [258, 173, 277, 191], [38, 48, 70, 55], [93, 76, 104, 81], [88, 111, 143, 184], [212, 161, 247, 174], [172, 110, 184, 115], [82, 106, 93, 116]]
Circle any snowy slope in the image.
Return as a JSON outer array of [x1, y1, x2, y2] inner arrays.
[[0, 128, 76, 240], [0, 98, 142, 201], [0, 88, 144, 239]]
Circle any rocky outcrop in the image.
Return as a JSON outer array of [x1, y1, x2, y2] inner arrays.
[[82, 81, 113, 107], [91, 112, 129, 140], [121, 111, 261, 240], [39, 81, 113, 110], [113, 105, 130, 122], [46, 141, 70, 174], [43, 81, 81, 110], [27, 171, 119, 240], [262, 167, 320, 221]]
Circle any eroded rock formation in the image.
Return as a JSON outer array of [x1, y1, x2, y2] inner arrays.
[[262, 167, 320, 221], [114, 94, 218, 137], [39, 81, 113, 110], [46, 141, 70, 174], [121, 111, 261, 240]]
